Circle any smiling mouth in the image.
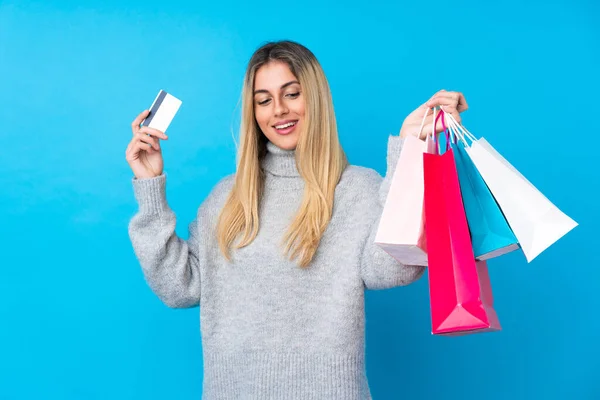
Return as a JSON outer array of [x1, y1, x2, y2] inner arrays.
[[273, 121, 298, 129]]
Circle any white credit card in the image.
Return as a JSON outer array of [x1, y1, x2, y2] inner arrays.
[[141, 90, 182, 133]]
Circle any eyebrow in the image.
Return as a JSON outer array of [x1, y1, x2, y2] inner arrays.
[[253, 80, 299, 95]]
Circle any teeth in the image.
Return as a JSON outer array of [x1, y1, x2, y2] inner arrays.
[[275, 121, 296, 129]]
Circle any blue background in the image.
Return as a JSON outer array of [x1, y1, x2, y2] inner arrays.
[[1, 0, 598, 399]]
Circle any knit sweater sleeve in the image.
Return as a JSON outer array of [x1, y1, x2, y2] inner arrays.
[[359, 135, 426, 290], [127, 173, 231, 308]]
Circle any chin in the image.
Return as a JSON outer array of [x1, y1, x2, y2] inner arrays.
[[277, 141, 298, 151], [269, 132, 299, 151]]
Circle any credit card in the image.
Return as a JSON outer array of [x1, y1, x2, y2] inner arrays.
[[141, 90, 182, 133]]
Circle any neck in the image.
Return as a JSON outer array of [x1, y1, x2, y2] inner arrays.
[[262, 141, 300, 178]]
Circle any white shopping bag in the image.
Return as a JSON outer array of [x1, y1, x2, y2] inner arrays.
[[444, 113, 578, 262]]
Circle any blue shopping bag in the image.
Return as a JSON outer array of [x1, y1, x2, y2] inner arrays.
[[436, 111, 520, 261]]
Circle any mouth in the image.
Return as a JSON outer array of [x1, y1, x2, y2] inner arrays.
[[272, 120, 298, 135]]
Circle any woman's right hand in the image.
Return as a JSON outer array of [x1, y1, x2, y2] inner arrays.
[[126, 110, 169, 179], [399, 89, 468, 140]]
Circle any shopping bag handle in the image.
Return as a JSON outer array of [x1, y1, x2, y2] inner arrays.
[[417, 105, 441, 140], [438, 111, 465, 147], [445, 115, 469, 147], [416, 106, 431, 139], [433, 109, 452, 154], [443, 111, 477, 145]]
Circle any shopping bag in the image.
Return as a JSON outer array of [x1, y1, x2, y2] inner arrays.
[[444, 113, 578, 263], [376, 135, 428, 265], [424, 111, 501, 335], [446, 120, 520, 260], [376, 108, 436, 266]]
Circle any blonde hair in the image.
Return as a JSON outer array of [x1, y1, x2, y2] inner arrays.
[[216, 40, 348, 267]]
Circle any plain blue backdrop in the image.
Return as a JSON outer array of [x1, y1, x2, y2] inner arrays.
[[1, 0, 598, 399]]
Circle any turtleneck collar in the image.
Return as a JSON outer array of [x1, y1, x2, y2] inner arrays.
[[261, 141, 300, 178]]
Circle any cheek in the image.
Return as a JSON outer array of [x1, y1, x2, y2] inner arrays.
[[254, 107, 270, 128], [292, 100, 306, 118]]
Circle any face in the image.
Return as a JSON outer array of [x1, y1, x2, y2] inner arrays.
[[253, 61, 305, 151]]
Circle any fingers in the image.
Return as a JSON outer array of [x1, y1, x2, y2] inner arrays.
[[131, 110, 150, 135], [427, 91, 460, 108], [426, 91, 469, 113], [456, 92, 468, 112], [125, 130, 160, 156], [126, 111, 168, 165], [135, 131, 161, 150], [424, 90, 467, 126], [125, 135, 158, 162], [130, 111, 169, 139], [138, 126, 168, 140], [134, 138, 158, 155], [438, 108, 462, 125]]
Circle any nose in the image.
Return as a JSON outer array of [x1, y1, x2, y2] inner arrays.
[[274, 98, 289, 117]]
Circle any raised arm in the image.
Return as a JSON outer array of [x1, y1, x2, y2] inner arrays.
[[128, 174, 233, 308]]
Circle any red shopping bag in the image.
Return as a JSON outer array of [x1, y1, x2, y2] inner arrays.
[[424, 111, 501, 335]]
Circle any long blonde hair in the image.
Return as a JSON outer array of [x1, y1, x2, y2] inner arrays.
[[216, 40, 348, 267]]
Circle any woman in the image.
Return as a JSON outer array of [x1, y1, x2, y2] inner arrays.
[[126, 40, 467, 399]]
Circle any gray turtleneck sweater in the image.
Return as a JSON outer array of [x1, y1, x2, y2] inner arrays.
[[128, 135, 425, 399]]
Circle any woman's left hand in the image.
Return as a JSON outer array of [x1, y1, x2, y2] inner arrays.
[[399, 89, 468, 140]]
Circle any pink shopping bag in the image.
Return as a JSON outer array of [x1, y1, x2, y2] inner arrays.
[[424, 111, 501, 335]]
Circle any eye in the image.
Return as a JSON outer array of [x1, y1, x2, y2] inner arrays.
[[257, 98, 271, 106], [286, 92, 300, 99]]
